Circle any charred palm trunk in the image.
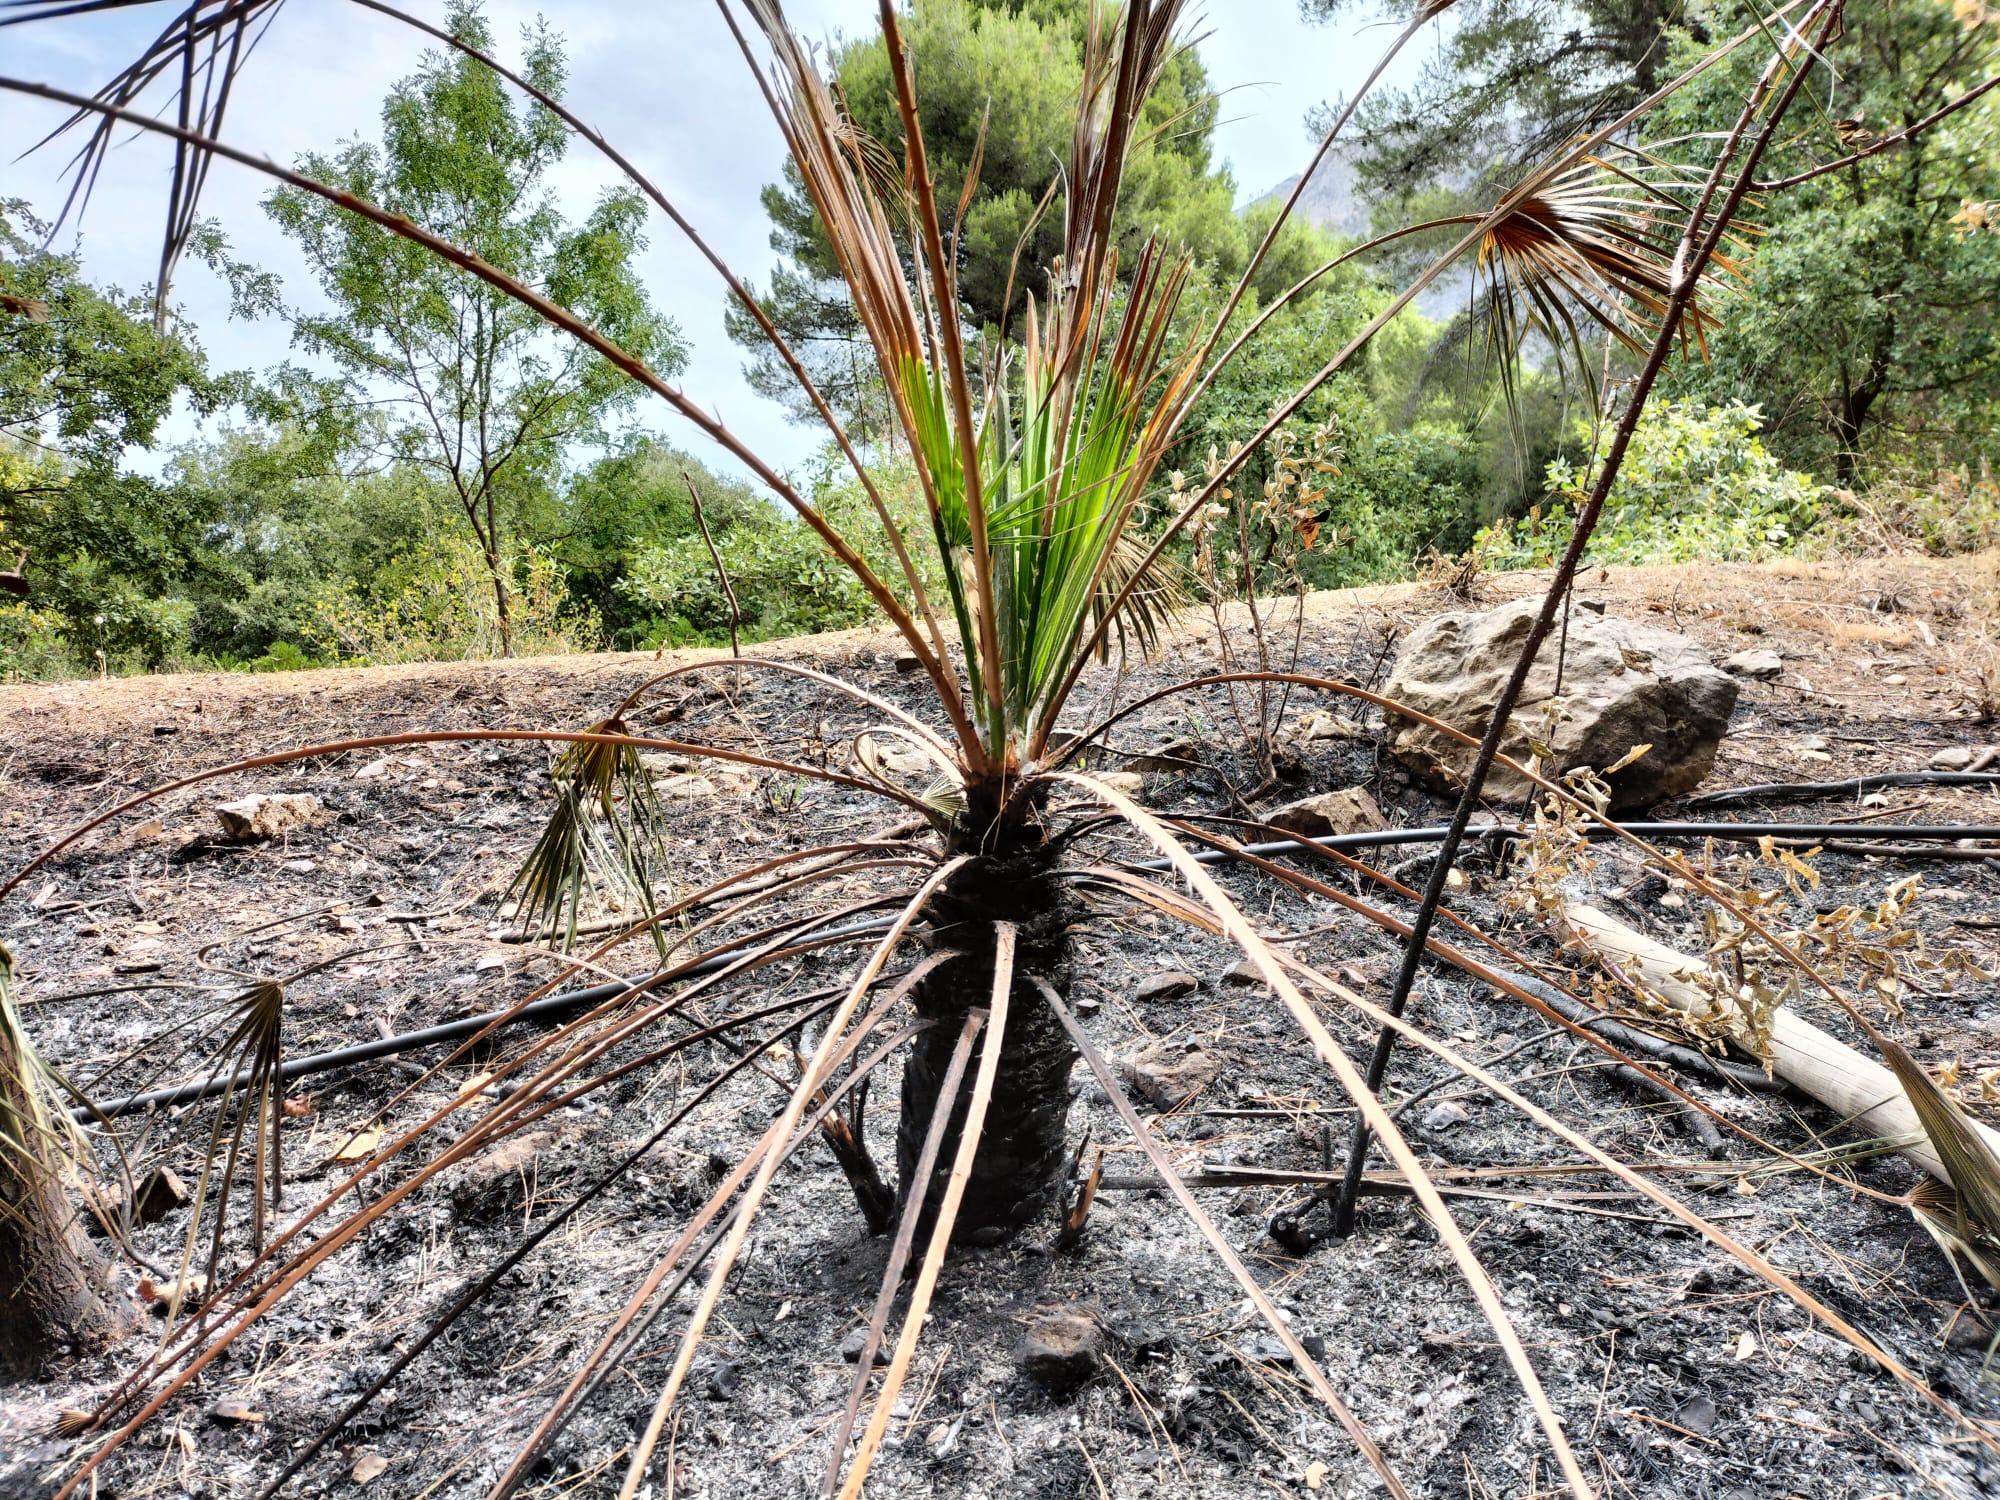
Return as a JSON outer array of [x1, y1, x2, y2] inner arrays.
[[1, 963, 121, 1373], [896, 831, 1078, 1246]]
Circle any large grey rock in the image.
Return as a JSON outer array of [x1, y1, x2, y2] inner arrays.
[[1383, 597, 1739, 810]]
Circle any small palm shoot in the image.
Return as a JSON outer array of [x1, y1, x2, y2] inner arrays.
[[503, 709, 674, 955]]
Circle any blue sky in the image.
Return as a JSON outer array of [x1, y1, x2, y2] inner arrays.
[[1, 1, 1432, 480]]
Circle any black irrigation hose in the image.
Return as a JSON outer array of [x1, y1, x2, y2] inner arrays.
[[1158, 820, 2000, 870], [82, 815, 2000, 1123], [72, 915, 904, 1122], [1684, 771, 2000, 807]]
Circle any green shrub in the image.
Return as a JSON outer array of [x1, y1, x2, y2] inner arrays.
[[1480, 400, 1826, 569], [621, 465, 939, 647], [0, 600, 80, 680], [301, 540, 600, 664]]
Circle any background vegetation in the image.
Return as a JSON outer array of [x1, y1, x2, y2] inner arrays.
[[2, 0, 1995, 681]]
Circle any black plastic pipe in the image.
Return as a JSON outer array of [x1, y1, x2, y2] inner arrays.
[[72, 914, 902, 1122], [1163, 820, 2000, 867], [1684, 771, 2000, 807]]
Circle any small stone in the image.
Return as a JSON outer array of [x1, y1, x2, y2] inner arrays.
[[656, 773, 718, 798], [1263, 786, 1387, 840], [1019, 1308, 1102, 1390], [282, 859, 317, 875], [1931, 747, 1976, 771], [1133, 971, 1200, 1003], [1123, 738, 1199, 774], [1221, 959, 1268, 988], [1678, 1394, 1717, 1437], [703, 1358, 741, 1400], [132, 1166, 188, 1226], [1294, 710, 1370, 743], [874, 745, 931, 778], [215, 792, 323, 842], [1116, 1040, 1220, 1108], [350, 1453, 388, 1485], [1422, 1100, 1470, 1132], [1946, 1314, 1995, 1353], [447, 1129, 563, 1217], [1718, 649, 1783, 680], [894, 655, 923, 674], [841, 1327, 888, 1366]]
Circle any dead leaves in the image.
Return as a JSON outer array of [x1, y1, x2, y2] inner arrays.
[[333, 1127, 383, 1163], [350, 1453, 389, 1485]]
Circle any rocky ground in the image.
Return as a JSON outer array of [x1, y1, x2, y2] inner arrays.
[[4, 554, 2000, 1500]]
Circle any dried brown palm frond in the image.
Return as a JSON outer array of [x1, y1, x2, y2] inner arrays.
[[1883, 1039, 2000, 1295], [1475, 151, 1749, 405], [164, 978, 285, 1310], [67, 894, 923, 1472], [825, 934, 1008, 1500], [2, 0, 280, 323], [1041, 981, 1412, 1497]]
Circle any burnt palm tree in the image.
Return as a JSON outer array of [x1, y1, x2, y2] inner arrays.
[[2, 3, 1963, 1499]]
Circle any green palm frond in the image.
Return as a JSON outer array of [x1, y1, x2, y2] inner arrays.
[[504, 719, 673, 954], [753, 0, 1195, 772]]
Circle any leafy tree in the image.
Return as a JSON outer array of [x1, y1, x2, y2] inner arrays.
[[1, 199, 238, 670], [262, 1, 683, 654], [1312, 0, 2000, 484], [0, 202, 228, 472], [165, 421, 442, 661], [556, 439, 766, 647], [1301, 0, 1687, 204], [1657, 0, 2000, 481], [727, 0, 1329, 430]]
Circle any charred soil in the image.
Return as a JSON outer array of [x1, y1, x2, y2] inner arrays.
[[4, 556, 2000, 1499]]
